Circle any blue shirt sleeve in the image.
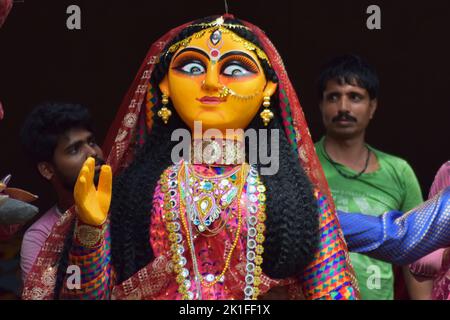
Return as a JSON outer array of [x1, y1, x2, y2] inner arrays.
[[339, 187, 450, 265]]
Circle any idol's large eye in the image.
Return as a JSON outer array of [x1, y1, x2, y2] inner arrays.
[[222, 64, 253, 77], [221, 56, 259, 77], [175, 61, 206, 75]]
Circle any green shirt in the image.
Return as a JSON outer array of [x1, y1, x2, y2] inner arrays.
[[315, 137, 423, 300]]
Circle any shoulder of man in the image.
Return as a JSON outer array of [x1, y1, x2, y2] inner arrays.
[[23, 206, 59, 240], [368, 146, 413, 171]]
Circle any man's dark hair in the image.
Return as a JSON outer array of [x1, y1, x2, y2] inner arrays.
[[20, 102, 94, 164], [317, 54, 379, 100]]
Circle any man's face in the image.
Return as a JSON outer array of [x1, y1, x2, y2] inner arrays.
[[46, 128, 104, 191], [319, 79, 377, 139]]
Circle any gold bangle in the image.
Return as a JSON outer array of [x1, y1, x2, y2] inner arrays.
[[74, 220, 106, 248]]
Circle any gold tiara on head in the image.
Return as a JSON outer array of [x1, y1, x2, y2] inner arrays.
[[188, 16, 250, 31], [163, 16, 271, 66]]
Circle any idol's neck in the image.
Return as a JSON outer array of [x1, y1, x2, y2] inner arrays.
[[190, 137, 245, 166], [192, 129, 245, 144]]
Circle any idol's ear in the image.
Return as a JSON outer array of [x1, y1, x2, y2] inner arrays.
[[263, 80, 278, 97], [158, 75, 170, 97]]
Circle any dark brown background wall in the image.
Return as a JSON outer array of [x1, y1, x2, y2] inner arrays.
[[1, 0, 449, 212]]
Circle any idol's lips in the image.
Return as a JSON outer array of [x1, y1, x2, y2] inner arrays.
[[197, 96, 225, 104]]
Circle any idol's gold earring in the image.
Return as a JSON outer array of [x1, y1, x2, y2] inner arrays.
[[260, 96, 274, 126], [158, 94, 172, 124]]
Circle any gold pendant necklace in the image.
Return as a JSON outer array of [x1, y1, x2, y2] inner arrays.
[[179, 162, 248, 287], [182, 164, 244, 234]]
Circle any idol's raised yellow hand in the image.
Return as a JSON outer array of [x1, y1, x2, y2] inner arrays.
[[74, 157, 112, 226]]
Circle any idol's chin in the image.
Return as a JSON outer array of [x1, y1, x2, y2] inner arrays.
[[186, 118, 228, 131], [192, 122, 244, 133]]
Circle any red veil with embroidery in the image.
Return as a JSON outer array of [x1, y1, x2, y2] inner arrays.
[[22, 14, 358, 300]]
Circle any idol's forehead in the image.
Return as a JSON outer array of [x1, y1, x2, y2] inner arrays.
[[167, 26, 271, 67], [191, 29, 254, 52]]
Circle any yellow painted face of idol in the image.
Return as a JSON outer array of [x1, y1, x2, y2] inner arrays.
[[159, 28, 277, 135]]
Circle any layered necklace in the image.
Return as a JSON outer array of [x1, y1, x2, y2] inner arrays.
[[162, 160, 267, 300], [323, 142, 371, 180], [184, 164, 243, 234]]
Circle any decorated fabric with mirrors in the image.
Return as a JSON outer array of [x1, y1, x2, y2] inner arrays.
[[22, 15, 358, 300]]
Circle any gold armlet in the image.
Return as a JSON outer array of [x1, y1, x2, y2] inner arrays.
[[74, 219, 106, 248]]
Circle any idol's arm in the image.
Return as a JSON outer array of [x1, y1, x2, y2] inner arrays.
[[58, 157, 114, 299], [339, 187, 450, 265], [300, 190, 359, 300], [60, 219, 114, 299]]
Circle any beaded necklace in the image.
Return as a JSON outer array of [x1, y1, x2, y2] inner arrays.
[[179, 163, 245, 288], [162, 160, 267, 300], [323, 143, 371, 180]]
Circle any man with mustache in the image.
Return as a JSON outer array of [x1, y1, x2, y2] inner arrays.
[[19, 103, 105, 283], [315, 54, 423, 300]]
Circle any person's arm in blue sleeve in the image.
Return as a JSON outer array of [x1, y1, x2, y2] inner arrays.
[[339, 187, 450, 265]]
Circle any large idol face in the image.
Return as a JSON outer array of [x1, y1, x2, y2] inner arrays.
[[159, 27, 277, 135]]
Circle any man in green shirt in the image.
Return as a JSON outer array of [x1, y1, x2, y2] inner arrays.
[[315, 54, 423, 299]]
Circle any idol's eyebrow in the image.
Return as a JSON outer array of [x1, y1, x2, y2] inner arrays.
[[218, 51, 260, 70], [173, 47, 210, 61]]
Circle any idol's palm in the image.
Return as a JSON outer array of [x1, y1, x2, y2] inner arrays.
[[74, 157, 112, 226]]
